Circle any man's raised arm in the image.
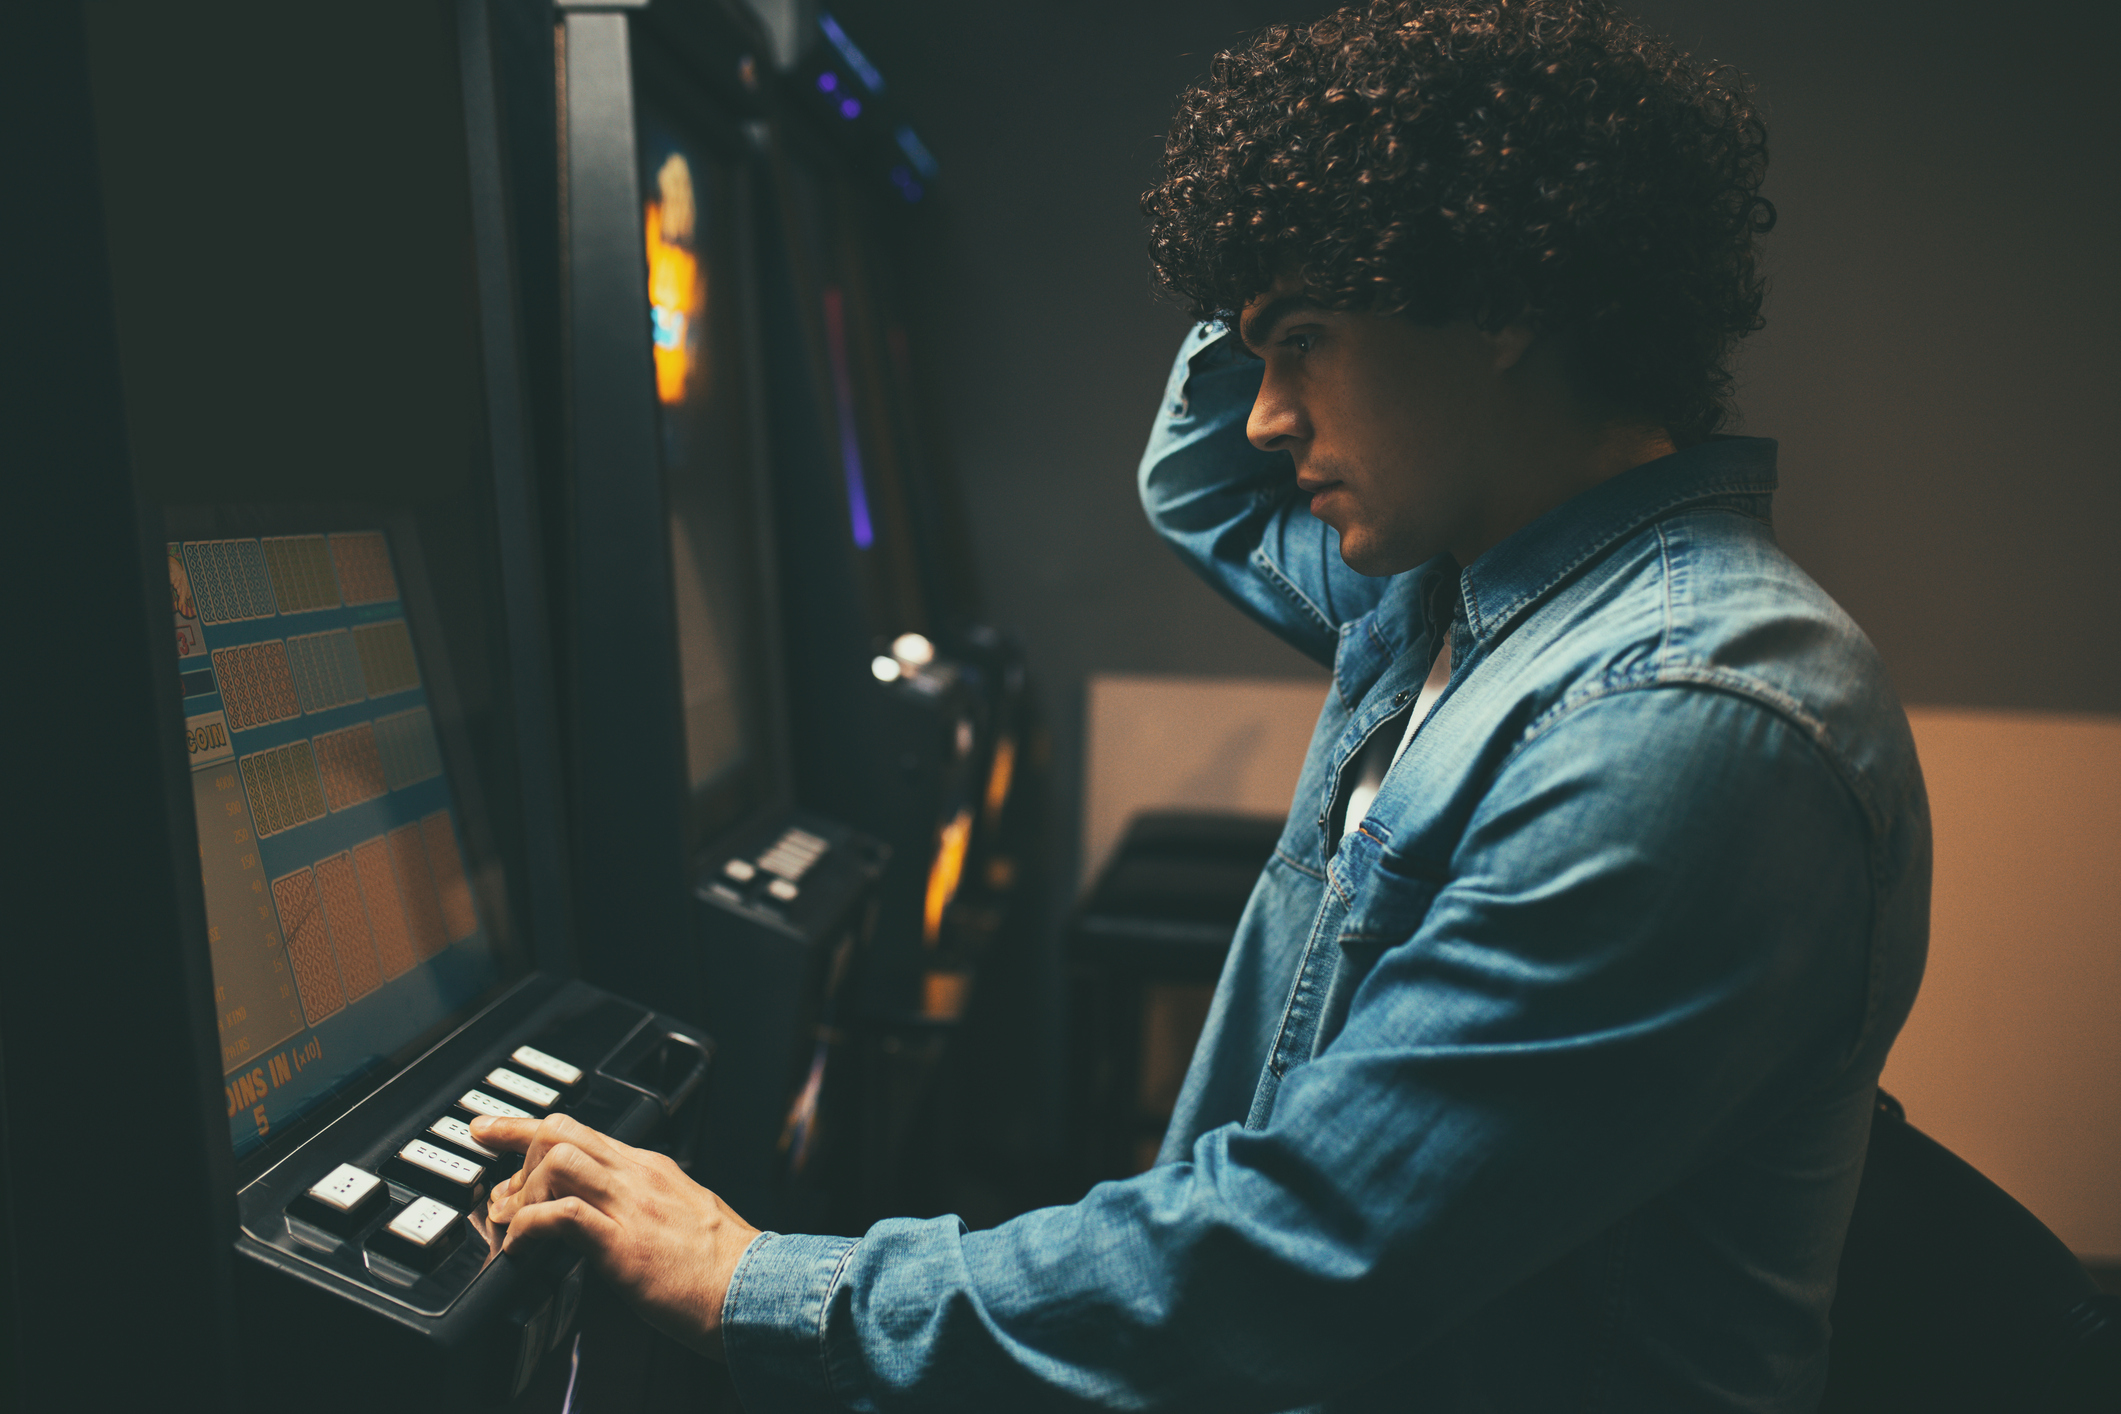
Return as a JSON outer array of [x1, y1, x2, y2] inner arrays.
[[1138, 323, 1390, 666]]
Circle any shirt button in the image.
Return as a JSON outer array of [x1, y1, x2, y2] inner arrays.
[[1393, 690, 1411, 705]]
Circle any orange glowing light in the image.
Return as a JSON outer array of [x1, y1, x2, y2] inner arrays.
[[983, 733, 1017, 825], [922, 970, 969, 1020], [922, 806, 975, 947], [645, 153, 704, 406]]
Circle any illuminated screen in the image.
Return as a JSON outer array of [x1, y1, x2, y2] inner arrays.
[[640, 112, 776, 827], [172, 531, 503, 1158], [84, 0, 537, 1169]]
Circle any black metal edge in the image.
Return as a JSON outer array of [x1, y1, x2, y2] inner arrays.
[[463, 0, 582, 979], [0, 1, 241, 1400], [557, 7, 698, 1008]]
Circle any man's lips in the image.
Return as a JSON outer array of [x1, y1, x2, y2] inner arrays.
[[1299, 478, 1342, 513]]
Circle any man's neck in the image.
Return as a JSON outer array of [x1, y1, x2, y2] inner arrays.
[[1452, 421, 1677, 566]]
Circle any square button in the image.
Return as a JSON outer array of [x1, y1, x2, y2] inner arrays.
[[291, 1162, 386, 1236], [484, 1067, 559, 1111], [307, 1163, 383, 1213], [510, 1044, 583, 1088], [385, 1196, 459, 1249]]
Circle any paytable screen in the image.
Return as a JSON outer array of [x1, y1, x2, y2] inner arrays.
[[172, 530, 503, 1159]]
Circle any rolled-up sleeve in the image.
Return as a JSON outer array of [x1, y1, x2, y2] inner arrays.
[[1138, 324, 1389, 665], [720, 1231, 861, 1409], [719, 685, 1878, 1413]]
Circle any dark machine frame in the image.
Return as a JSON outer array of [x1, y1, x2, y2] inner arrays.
[[3, 3, 706, 1405]]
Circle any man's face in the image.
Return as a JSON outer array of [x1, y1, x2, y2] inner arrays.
[[1241, 277, 1522, 575]]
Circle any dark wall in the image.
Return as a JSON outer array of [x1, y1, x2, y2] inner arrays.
[[825, 0, 1333, 907], [1628, 0, 2121, 716], [825, 0, 2121, 904]]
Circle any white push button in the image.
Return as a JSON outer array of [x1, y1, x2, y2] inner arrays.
[[386, 1196, 460, 1249], [510, 1045, 582, 1088], [722, 857, 757, 883], [307, 1163, 382, 1213], [429, 1115, 500, 1160], [398, 1139, 483, 1187], [767, 878, 799, 902], [485, 1067, 559, 1110], [459, 1089, 532, 1120]]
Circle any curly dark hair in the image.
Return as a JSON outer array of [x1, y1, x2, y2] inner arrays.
[[1143, 0, 1774, 443]]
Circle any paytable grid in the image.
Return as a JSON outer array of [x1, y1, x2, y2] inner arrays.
[[286, 629, 367, 714], [314, 850, 383, 1003], [262, 535, 342, 615]]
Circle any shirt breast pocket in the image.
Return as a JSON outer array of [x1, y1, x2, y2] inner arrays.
[[1313, 852, 1447, 1057]]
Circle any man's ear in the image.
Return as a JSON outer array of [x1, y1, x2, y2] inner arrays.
[[1486, 323, 1536, 373]]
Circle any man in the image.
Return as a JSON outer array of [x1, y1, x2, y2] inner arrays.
[[471, 2, 1929, 1408]]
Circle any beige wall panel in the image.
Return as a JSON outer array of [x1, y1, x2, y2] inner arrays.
[[1082, 673, 1326, 886], [1885, 708, 2121, 1259]]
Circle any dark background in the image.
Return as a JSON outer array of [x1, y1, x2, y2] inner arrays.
[[828, 0, 2120, 899], [816, 0, 2120, 1145]]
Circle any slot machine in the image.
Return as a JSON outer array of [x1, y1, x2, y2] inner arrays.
[[753, 10, 1054, 1216], [7, 2, 708, 1406], [541, 0, 887, 1236]]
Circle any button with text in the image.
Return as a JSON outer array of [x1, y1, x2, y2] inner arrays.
[[387, 1138, 486, 1204], [457, 1089, 533, 1121], [484, 1067, 559, 1111], [509, 1045, 583, 1089], [430, 1114, 502, 1161]]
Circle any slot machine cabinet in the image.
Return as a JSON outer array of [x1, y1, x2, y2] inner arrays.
[[548, 0, 887, 1237], [8, 3, 711, 1407], [751, 28, 999, 1013], [750, 15, 1060, 1221]]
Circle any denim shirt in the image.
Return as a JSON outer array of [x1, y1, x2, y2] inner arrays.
[[722, 324, 1931, 1413]]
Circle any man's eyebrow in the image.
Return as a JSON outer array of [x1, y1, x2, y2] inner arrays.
[[1239, 293, 1324, 351]]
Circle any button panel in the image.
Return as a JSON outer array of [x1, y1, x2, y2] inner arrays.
[[484, 1067, 559, 1111], [253, 1012, 655, 1309], [510, 1045, 582, 1088]]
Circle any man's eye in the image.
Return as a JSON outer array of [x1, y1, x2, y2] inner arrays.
[[1280, 332, 1316, 354]]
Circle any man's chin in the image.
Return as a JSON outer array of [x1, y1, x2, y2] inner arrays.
[[1337, 533, 1420, 578]]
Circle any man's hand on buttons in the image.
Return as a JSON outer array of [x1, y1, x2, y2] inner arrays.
[[471, 1112, 759, 1359]]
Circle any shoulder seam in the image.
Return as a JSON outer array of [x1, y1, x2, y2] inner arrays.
[[1517, 671, 1888, 839], [1654, 519, 1678, 673]]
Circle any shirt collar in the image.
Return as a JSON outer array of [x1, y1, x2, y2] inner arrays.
[[1456, 435, 1779, 644]]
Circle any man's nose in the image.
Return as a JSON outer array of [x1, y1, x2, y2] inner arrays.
[[1247, 382, 1302, 451]]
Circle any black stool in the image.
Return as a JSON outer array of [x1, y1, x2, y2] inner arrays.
[[1066, 812, 1281, 1186], [1824, 1090, 2120, 1411]]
